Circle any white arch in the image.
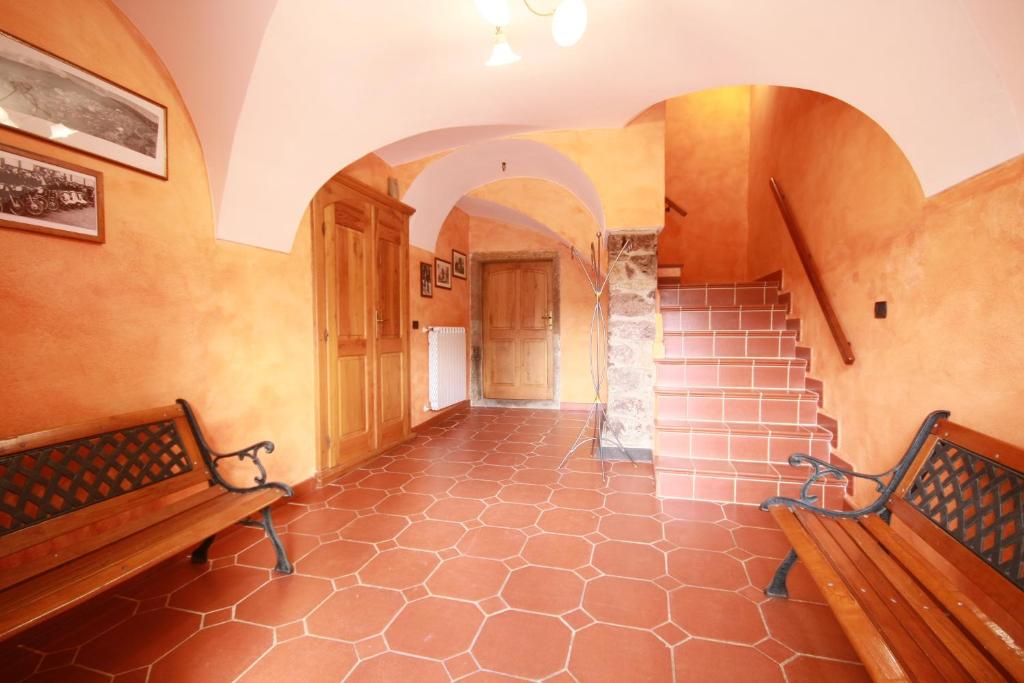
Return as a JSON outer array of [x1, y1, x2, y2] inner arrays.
[[404, 139, 604, 251], [114, 0, 1024, 253]]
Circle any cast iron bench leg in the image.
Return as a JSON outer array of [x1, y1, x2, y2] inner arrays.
[[190, 535, 217, 564], [765, 548, 798, 599]]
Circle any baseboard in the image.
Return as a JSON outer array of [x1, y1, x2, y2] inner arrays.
[[597, 444, 653, 462], [413, 400, 470, 432]]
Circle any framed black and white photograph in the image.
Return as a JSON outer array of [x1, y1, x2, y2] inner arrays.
[[419, 262, 433, 297], [435, 257, 452, 290], [0, 143, 103, 242], [452, 249, 467, 279], [0, 31, 167, 179]]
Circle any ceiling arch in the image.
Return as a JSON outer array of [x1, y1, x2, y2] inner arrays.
[[112, 0, 1024, 253], [403, 139, 604, 251], [456, 196, 568, 246]]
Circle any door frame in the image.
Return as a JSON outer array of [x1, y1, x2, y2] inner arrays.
[[310, 173, 414, 483], [470, 251, 561, 409]]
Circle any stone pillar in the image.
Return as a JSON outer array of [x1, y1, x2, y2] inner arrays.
[[603, 229, 659, 458]]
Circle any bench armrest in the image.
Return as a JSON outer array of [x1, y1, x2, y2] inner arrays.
[[760, 410, 949, 519], [177, 399, 293, 497]]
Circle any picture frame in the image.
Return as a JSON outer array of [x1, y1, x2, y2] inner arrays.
[[435, 257, 452, 290], [452, 249, 467, 279], [419, 261, 433, 297], [0, 142, 104, 243], [0, 30, 168, 179]]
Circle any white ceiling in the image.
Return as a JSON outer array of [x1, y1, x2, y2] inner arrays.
[[113, 0, 1024, 253]]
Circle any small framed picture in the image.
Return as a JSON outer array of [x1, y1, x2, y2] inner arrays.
[[419, 262, 433, 297], [452, 249, 467, 279], [0, 142, 104, 242], [435, 258, 452, 290]]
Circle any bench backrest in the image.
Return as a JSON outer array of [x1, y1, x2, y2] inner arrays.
[[0, 405, 213, 575], [893, 418, 1023, 592]]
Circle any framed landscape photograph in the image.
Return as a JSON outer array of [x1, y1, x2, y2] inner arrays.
[[0, 143, 103, 242], [0, 31, 168, 179], [435, 257, 452, 290], [452, 249, 467, 279], [419, 262, 433, 297]]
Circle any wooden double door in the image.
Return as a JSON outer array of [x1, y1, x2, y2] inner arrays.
[[482, 260, 555, 400], [319, 178, 412, 475]]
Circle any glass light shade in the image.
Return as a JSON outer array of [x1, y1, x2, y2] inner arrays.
[[551, 0, 587, 47], [474, 0, 511, 27], [486, 31, 521, 66]]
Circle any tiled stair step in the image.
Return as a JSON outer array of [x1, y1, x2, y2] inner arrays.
[[654, 419, 833, 462], [655, 388, 820, 426], [661, 305, 788, 332], [663, 330, 798, 359], [654, 457, 846, 507], [659, 282, 780, 307], [655, 358, 807, 390]]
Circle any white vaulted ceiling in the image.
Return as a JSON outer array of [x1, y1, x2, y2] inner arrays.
[[113, 0, 1024, 253]]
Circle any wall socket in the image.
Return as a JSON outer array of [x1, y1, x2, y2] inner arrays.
[[874, 301, 888, 319]]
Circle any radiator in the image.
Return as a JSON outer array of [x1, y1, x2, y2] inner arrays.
[[428, 327, 467, 411]]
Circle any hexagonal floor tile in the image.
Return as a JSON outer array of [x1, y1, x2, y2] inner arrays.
[[359, 548, 439, 589], [522, 533, 593, 569], [457, 526, 527, 560], [75, 608, 200, 673], [346, 652, 451, 683], [169, 565, 269, 612], [427, 556, 508, 600], [149, 621, 272, 683], [582, 576, 668, 629], [673, 638, 784, 682], [670, 587, 767, 644], [395, 519, 465, 550], [235, 575, 333, 626], [237, 637, 357, 683], [295, 539, 376, 578], [667, 547, 749, 591], [472, 611, 572, 680], [568, 623, 673, 683], [502, 565, 584, 614], [385, 597, 483, 659], [591, 540, 666, 579], [307, 585, 404, 641]]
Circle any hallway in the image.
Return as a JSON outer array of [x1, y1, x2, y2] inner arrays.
[[4, 409, 865, 682]]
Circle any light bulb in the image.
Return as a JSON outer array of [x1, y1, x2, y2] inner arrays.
[[474, 0, 511, 27], [486, 29, 521, 66], [552, 0, 587, 47]]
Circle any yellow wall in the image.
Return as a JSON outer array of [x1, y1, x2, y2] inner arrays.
[[469, 178, 597, 248], [746, 86, 1024, 503], [408, 208, 471, 426], [0, 0, 317, 485], [663, 86, 751, 281]]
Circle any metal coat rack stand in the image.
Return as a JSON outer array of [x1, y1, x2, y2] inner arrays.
[[558, 233, 637, 480]]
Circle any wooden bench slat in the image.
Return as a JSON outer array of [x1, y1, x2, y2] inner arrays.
[[889, 498, 1024, 622], [863, 514, 1024, 680], [840, 517, 1007, 682], [0, 484, 221, 592], [0, 405, 187, 456], [769, 507, 910, 682], [0, 487, 281, 641], [797, 511, 955, 681]]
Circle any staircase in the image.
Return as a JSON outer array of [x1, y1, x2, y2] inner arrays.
[[653, 279, 845, 508]]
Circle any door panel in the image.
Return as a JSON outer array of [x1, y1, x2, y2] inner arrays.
[[374, 207, 408, 446], [483, 261, 554, 400], [327, 196, 375, 467]]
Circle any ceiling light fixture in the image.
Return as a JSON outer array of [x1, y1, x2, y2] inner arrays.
[[475, 0, 588, 66]]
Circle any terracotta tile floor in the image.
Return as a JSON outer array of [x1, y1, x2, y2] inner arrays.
[[3, 408, 868, 682]]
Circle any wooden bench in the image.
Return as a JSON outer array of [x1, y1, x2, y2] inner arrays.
[[761, 411, 1024, 681], [0, 399, 293, 641]]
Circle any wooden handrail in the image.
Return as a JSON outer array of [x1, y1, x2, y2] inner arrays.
[[665, 196, 688, 217], [769, 177, 855, 365]]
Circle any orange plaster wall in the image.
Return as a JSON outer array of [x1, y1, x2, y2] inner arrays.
[[469, 178, 597, 248], [467, 217, 599, 405], [663, 86, 751, 281], [746, 85, 1024, 503], [408, 208, 470, 426], [339, 153, 393, 196], [0, 1, 317, 486]]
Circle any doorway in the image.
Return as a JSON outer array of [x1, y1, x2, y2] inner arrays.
[[471, 252, 561, 408]]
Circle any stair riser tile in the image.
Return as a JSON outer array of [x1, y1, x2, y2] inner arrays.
[[656, 471, 839, 508], [660, 286, 779, 307], [656, 364, 806, 390], [662, 309, 787, 332], [656, 430, 830, 462], [663, 335, 798, 359], [656, 395, 819, 426]]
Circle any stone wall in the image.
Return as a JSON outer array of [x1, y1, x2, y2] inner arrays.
[[604, 229, 659, 454]]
